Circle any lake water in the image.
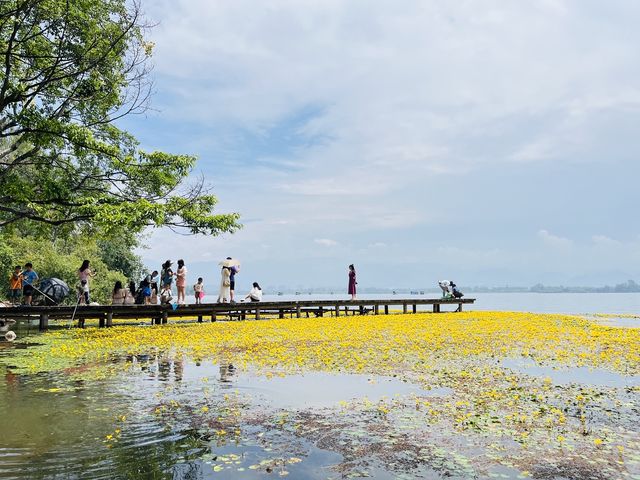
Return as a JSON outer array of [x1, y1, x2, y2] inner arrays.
[[259, 292, 640, 315]]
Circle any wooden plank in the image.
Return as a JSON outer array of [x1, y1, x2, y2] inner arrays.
[[0, 298, 476, 325]]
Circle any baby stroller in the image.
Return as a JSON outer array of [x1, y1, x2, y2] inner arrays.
[[438, 280, 463, 299]]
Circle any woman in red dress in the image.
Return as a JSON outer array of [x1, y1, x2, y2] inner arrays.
[[348, 264, 357, 300]]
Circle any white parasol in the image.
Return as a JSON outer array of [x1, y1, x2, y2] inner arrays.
[[219, 258, 240, 268]]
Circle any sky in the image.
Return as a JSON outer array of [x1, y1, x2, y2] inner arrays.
[[122, 0, 640, 292]]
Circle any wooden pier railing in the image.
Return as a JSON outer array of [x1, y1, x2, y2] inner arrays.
[[0, 298, 475, 330]]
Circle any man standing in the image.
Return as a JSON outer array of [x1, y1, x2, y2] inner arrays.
[[227, 257, 239, 303], [22, 262, 39, 306]]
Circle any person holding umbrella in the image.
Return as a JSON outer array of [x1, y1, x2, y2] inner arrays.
[[218, 258, 240, 303]]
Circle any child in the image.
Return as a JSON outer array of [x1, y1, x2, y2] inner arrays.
[[160, 284, 173, 305], [76, 279, 89, 305], [150, 282, 159, 305], [193, 277, 204, 304], [8, 266, 23, 305]]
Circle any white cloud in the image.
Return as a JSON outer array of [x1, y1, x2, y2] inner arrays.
[[592, 235, 621, 247], [538, 230, 573, 248], [314, 238, 338, 247]]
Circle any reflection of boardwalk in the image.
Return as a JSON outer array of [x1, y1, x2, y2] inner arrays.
[[0, 298, 475, 330]]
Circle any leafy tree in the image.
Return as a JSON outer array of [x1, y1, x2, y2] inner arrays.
[[0, 233, 127, 304], [0, 0, 240, 235], [97, 234, 144, 280]]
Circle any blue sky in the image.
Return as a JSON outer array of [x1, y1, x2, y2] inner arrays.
[[123, 0, 640, 292]]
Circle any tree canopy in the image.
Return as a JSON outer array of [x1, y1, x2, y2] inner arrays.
[[0, 0, 240, 235]]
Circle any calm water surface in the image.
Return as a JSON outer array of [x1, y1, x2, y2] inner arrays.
[[260, 292, 640, 315]]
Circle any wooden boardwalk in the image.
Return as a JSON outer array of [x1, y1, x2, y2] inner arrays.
[[0, 298, 475, 330]]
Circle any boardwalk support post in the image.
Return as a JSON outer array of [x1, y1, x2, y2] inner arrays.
[[106, 312, 113, 327], [296, 304, 301, 318], [403, 304, 408, 314], [99, 315, 105, 328], [384, 305, 389, 315], [255, 308, 261, 320], [39, 314, 48, 331], [412, 304, 417, 314], [162, 311, 168, 324]]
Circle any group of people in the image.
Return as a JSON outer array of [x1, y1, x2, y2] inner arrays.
[[6, 259, 363, 307], [7, 263, 39, 306], [110, 259, 195, 306], [216, 258, 262, 303], [110, 257, 262, 306]]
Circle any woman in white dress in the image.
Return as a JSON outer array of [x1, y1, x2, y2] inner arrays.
[[217, 267, 231, 303]]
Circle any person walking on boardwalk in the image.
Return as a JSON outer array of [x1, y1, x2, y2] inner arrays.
[[217, 267, 231, 303], [175, 259, 187, 304], [78, 260, 96, 303], [21, 262, 39, 306], [348, 264, 357, 300], [194, 277, 204, 304]]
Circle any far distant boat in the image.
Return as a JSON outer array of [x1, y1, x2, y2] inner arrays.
[[410, 291, 419, 295], [419, 291, 424, 295], [277, 292, 283, 296], [392, 291, 397, 295], [295, 292, 301, 296]]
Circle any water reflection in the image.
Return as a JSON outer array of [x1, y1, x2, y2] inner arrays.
[[0, 354, 437, 479]]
